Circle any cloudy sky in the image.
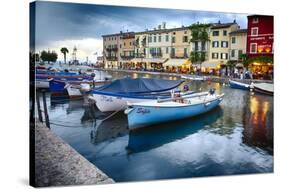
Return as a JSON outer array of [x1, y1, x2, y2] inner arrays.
[[31, 1, 248, 63]]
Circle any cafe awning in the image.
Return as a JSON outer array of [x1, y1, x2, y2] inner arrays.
[[163, 59, 191, 67], [200, 61, 222, 69], [132, 58, 167, 63]]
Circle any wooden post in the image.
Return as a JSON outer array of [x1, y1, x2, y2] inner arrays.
[[36, 90, 43, 122], [42, 90, 50, 128]]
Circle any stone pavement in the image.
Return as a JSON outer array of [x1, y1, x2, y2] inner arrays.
[[35, 121, 114, 187]]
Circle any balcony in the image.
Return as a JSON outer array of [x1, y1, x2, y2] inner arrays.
[[170, 53, 188, 59], [120, 55, 135, 60], [106, 47, 118, 52], [106, 56, 118, 61], [135, 53, 145, 58], [151, 52, 162, 58]]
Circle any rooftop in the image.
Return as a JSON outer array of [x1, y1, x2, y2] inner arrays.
[[211, 22, 237, 29], [229, 29, 248, 35]]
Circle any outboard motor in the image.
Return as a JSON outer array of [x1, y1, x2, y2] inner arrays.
[[91, 73, 96, 78], [209, 88, 215, 95]]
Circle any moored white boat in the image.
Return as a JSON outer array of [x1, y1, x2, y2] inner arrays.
[[91, 77, 185, 112], [181, 75, 206, 81], [252, 83, 274, 96], [125, 91, 224, 130]]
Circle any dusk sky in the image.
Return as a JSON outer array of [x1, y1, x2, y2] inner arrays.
[[32, 1, 248, 62]]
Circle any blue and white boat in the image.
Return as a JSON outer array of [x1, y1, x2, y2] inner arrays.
[[91, 77, 185, 112], [229, 79, 250, 90], [124, 91, 224, 130]]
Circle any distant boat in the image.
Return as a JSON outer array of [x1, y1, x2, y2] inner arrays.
[[65, 80, 110, 99], [125, 91, 224, 130], [229, 79, 251, 90], [252, 83, 274, 96], [91, 77, 185, 112], [181, 75, 206, 81]]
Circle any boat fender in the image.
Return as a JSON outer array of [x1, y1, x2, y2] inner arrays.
[[124, 107, 133, 114]]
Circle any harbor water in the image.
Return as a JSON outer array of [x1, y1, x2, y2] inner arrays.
[[41, 70, 273, 182]]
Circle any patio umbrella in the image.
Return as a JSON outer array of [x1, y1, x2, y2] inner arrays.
[[236, 63, 244, 68]]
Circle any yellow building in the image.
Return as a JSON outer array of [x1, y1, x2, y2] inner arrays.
[[206, 21, 240, 73], [119, 32, 135, 69], [102, 33, 121, 69], [229, 29, 247, 62]]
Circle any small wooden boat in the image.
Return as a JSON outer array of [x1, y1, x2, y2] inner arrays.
[[229, 79, 250, 90], [181, 75, 206, 81], [252, 83, 274, 96], [65, 80, 110, 99], [125, 91, 224, 130], [91, 77, 185, 112]]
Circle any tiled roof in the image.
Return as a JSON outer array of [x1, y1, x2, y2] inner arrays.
[[229, 29, 248, 35], [211, 22, 237, 29]]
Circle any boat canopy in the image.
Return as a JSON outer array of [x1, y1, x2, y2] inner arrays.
[[95, 77, 183, 94]]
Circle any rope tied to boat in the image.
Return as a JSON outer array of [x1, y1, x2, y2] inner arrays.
[[100, 104, 127, 122]]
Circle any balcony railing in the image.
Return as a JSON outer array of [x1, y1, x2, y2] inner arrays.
[[135, 53, 145, 58], [106, 47, 118, 52], [106, 56, 118, 61], [120, 55, 135, 60], [151, 53, 162, 58]]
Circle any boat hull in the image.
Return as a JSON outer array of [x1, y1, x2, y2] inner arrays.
[[126, 95, 223, 130], [229, 80, 250, 90], [35, 79, 49, 89], [254, 86, 273, 96]]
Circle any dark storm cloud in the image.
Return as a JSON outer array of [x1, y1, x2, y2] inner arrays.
[[33, 1, 248, 47]]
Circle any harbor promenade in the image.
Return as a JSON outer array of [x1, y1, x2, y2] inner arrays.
[[96, 68, 273, 84], [34, 121, 114, 187]]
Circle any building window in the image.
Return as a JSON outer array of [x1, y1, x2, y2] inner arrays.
[[166, 35, 169, 42], [231, 37, 236, 44], [171, 48, 175, 56], [213, 31, 219, 36], [195, 41, 199, 51], [221, 53, 228, 60], [201, 41, 206, 51], [173, 32, 176, 35], [148, 36, 151, 43], [183, 36, 188, 42], [158, 35, 161, 42], [184, 48, 187, 56], [120, 44, 122, 48], [238, 50, 243, 59], [221, 41, 228, 48], [253, 17, 259, 23], [212, 41, 219, 48], [231, 50, 235, 57], [166, 47, 169, 54], [184, 31, 187, 34], [223, 30, 227, 36], [124, 42, 126, 46], [250, 43, 257, 53], [154, 35, 157, 42], [251, 27, 258, 36], [212, 53, 218, 59], [172, 36, 176, 43]]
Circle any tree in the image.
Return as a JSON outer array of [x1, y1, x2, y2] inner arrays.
[[189, 23, 210, 73], [60, 47, 69, 64], [40, 50, 58, 64]]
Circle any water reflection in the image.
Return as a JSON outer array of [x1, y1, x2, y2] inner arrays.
[[128, 107, 223, 153], [90, 112, 128, 144], [242, 95, 273, 154]]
